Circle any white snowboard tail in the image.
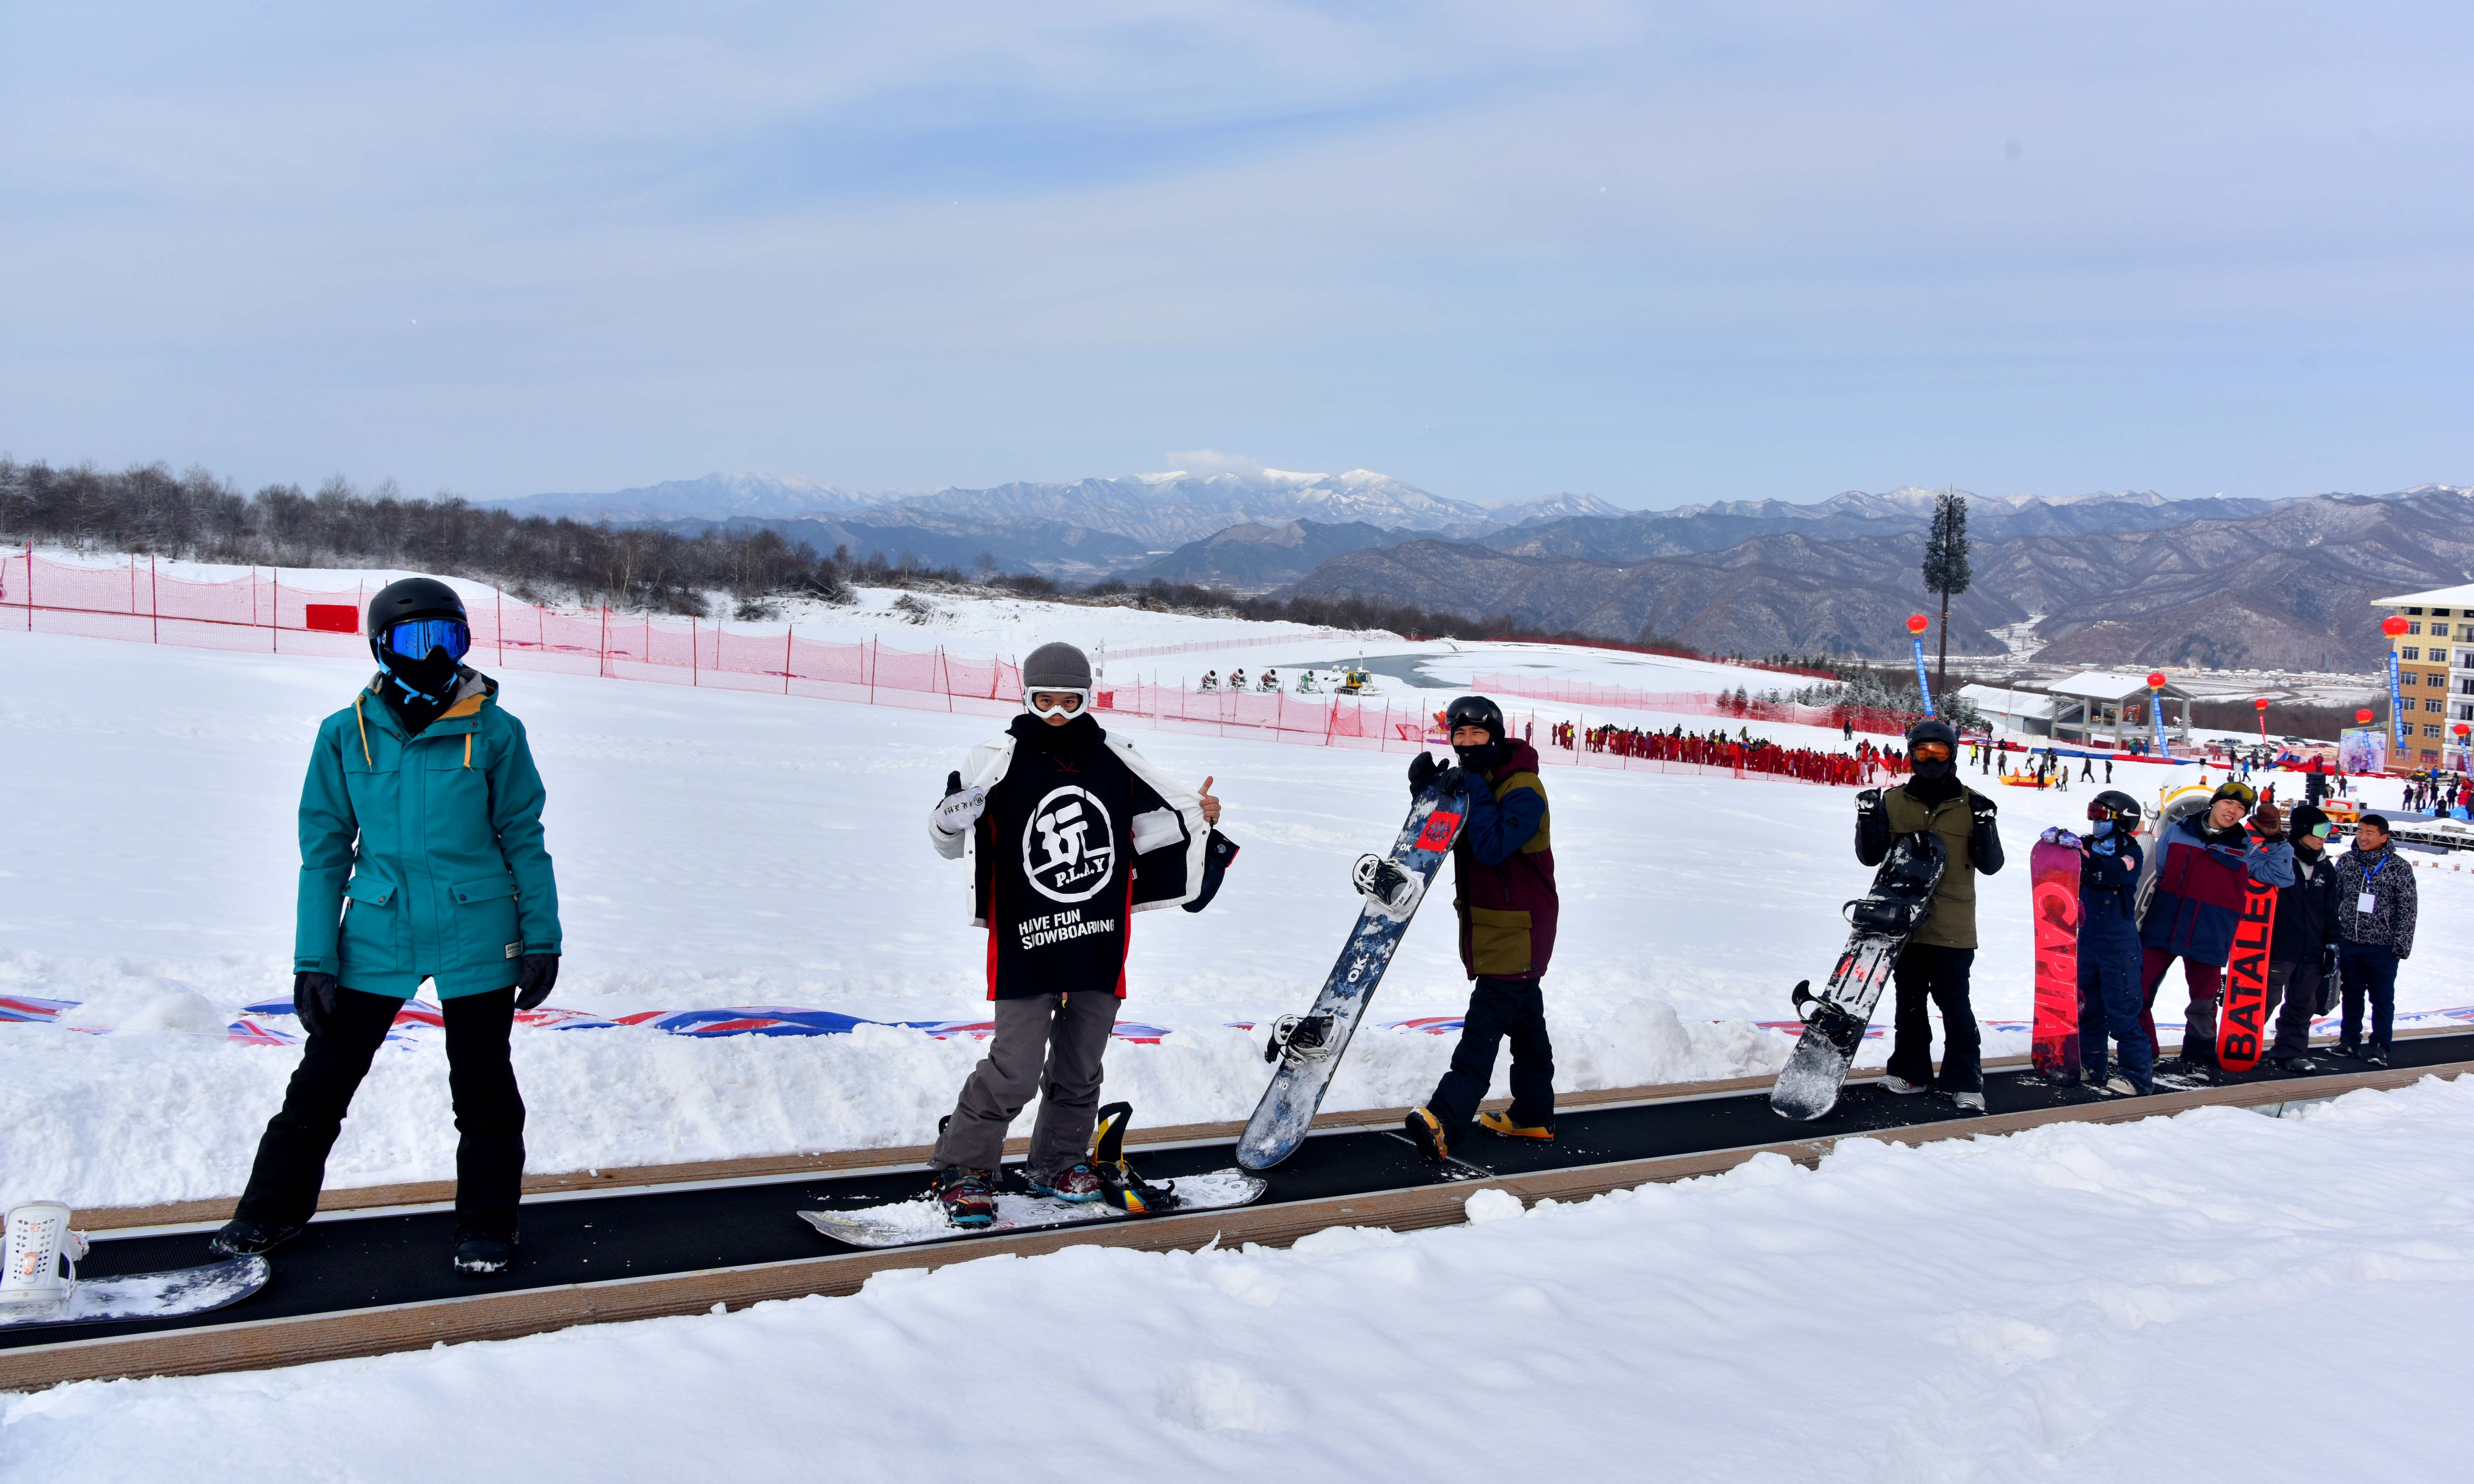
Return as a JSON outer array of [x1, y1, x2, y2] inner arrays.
[[0, 1255, 270, 1331]]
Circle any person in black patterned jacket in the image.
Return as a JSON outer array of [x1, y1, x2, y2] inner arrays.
[[2330, 815, 2418, 1067]]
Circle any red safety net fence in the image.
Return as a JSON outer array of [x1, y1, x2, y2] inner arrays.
[[1469, 672, 1918, 739], [0, 549, 1886, 786]]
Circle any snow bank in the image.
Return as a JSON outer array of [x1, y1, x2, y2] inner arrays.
[[11, 1075, 2474, 1480]]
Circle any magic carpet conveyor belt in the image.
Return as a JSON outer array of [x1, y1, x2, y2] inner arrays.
[[9, 1031, 2472, 1389]]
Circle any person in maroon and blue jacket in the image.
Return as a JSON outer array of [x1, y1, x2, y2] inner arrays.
[[1404, 695, 1558, 1164], [2138, 781, 2293, 1079]]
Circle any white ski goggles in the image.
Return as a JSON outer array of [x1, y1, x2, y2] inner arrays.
[[1025, 687, 1091, 716]]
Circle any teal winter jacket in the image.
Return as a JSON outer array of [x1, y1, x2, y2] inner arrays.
[[293, 672, 562, 997]]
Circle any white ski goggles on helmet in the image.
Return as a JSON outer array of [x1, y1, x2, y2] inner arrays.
[[1025, 687, 1091, 716]]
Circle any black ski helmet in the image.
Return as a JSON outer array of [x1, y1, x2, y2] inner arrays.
[[364, 577, 468, 666], [1905, 716, 1959, 751], [2089, 789, 2142, 832], [1444, 694, 1505, 744]]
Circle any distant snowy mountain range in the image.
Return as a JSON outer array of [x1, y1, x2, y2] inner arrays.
[[494, 468, 1625, 545]]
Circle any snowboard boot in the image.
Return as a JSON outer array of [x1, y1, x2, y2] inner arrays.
[[1949, 1090, 1986, 1113], [934, 1166, 998, 1229], [1028, 1162, 1105, 1204], [1878, 1074, 1928, 1095], [208, 1217, 304, 1259], [2329, 1041, 2363, 1060], [2269, 1053, 2319, 1075], [2362, 1044, 2391, 1069], [1404, 1107, 1451, 1164], [2102, 1073, 2144, 1097], [451, 1226, 516, 1276], [1478, 1110, 1554, 1140]]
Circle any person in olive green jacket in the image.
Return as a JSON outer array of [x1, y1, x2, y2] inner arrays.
[[211, 578, 561, 1276], [1854, 717, 2004, 1110]]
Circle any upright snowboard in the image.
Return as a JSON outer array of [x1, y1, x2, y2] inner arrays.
[[2215, 865, 2278, 1073], [799, 1103, 1267, 1250], [1768, 829, 1947, 1121], [1236, 775, 1472, 1171], [2029, 836, 2084, 1082]]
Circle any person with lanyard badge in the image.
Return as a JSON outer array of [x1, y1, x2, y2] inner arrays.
[[212, 578, 562, 1275], [2330, 814, 2417, 1067]]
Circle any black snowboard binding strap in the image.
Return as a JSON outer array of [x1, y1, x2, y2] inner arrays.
[[1088, 1102, 1179, 1216], [1264, 1012, 1336, 1065]]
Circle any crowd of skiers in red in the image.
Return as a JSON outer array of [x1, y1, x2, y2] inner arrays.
[[1561, 722, 1902, 785]]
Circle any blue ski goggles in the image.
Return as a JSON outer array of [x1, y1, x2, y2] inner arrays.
[[383, 617, 471, 662]]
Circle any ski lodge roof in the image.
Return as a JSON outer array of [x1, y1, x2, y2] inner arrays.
[[2372, 582, 2474, 608], [2045, 670, 2195, 703], [1955, 684, 2056, 721]]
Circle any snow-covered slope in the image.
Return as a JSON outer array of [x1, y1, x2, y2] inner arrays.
[[11, 1074, 2474, 1480], [0, 622, 2462, 1210]]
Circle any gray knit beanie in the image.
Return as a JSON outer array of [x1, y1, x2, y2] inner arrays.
[[1022, 642, 1093, 692]]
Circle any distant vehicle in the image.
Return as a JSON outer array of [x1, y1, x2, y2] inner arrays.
[[1336, 664, 1376, 696]]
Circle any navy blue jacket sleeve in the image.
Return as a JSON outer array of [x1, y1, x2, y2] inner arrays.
[[1459, 783, 1544, 867]]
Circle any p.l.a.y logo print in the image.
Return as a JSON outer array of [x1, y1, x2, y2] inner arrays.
[[1023, 786, 1116, 903]]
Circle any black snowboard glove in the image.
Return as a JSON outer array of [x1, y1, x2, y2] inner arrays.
[[294, 971, 340, 1038], [2320, 944, 2338, 977], [515, 953, 560, 1011], [1853, 788, 1890, 867], [1432, 763, 1473, 799], [1407, 751, 1440, 796]]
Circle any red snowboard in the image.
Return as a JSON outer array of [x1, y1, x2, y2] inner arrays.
[[2217, 875, 2278, 1073], [2030, 839, 2083, 1082]]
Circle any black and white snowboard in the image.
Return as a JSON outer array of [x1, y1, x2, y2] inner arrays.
[[1237, 773, 1474, 1171], [1768, 828, 1948, 1121], [0, 1256, 270, 1331], [799, 1103, 1268, 1250]]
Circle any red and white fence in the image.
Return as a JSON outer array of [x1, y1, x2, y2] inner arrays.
[[0, 548, 1879, 786]]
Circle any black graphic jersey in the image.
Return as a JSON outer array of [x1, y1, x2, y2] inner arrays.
[[978, 719, 1140, 1000]]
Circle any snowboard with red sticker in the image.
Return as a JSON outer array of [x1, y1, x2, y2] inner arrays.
[[2216, 876, 2278, 1073], [2029, 838, 2083, 1082]]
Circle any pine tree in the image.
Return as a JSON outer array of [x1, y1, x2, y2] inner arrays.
[[1920, 488, 1972, 703]]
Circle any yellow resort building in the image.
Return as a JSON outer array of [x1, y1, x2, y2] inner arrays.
[[2373, 582, 2474, 770]]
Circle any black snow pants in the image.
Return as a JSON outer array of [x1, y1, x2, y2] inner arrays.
[[1886, 944, 1981, 1094], [236, 985, 526, 1235], [1428, 975, 1555, 1143]]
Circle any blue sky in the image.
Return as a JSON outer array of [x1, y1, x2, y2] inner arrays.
[[3, 1, 2468, 507]]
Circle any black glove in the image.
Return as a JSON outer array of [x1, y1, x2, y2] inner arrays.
[[1408, 751, 1440, 795], [1433, 763, 1472, 798], [1970, 795, 1998, 830], [515, 953, 560, 1011], [1855, 788, 1885, 824], [944, 770, 964, 797], [2320, 944, 2338, 977], [293, 971, 340, 1038]]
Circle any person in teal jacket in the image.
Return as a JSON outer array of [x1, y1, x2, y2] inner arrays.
[[211, 578, 561, 1276]]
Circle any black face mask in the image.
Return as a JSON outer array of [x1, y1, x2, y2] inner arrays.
[[1011, 711, 1100, 755], [1909, 752, 1955, 782], [376, 648, 463, 735], [1454, 736, 1505, 773]]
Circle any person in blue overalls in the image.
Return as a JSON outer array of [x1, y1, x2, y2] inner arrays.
[[2075, 791, 2151, 1095]]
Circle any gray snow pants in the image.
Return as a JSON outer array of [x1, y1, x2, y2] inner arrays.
[[931, 991, 1117, 1178]]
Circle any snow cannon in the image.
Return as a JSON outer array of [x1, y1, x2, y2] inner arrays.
[[2383, 616, 2410, 637]]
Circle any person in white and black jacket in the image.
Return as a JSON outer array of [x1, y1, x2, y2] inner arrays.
[[2330, 814, 2418, 1067], [922, 642, 1235, 1227]]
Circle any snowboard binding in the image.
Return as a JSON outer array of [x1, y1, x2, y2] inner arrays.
[[1352, 853, 1423, 920], [0, 1203, 87, 1319], [1263, 1012, 1336, 1065], [1088, 1102, 1179, 1216]]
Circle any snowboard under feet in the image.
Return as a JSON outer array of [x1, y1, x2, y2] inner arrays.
[[1380, 1130, 1495, 1182], [0, 1255, 269, 1332], [800, 1169, 1268, 1250]]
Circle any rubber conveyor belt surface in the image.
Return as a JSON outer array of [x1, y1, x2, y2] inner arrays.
[[15, 1031, 2470, 1353]]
